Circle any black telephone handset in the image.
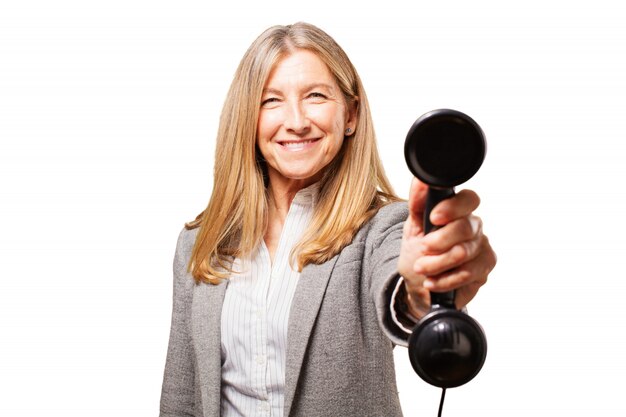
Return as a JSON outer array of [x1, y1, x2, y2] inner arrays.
[[404, 109, 487, 388]]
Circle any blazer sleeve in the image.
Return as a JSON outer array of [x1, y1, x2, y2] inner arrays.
[[365, 202, 412, 347], [160, 229, 197, 417]]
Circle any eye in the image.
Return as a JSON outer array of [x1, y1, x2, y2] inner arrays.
[[261, 97, 280, 107], [307, 92, 327, 100]]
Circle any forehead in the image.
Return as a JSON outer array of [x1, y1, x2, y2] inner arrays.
[[264, 49, 337, 89]]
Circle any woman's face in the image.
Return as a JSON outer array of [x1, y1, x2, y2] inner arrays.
[[257, 49, 356, 190]]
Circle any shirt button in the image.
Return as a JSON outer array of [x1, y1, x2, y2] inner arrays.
[[256, 355, 266, 365]]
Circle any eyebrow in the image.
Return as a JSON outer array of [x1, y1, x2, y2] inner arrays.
[[262, 82, 336, 95]]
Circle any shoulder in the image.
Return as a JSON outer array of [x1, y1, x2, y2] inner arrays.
[[371, 201, 409, 225], [174, 226, 200, 264], [363, 201, 408, 238], [348, 201, 408, 250]]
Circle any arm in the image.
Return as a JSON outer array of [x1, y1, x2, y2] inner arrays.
[[366, 202, 414, 347], [369, 177, 496, 347], [160, 229, 196, 417]]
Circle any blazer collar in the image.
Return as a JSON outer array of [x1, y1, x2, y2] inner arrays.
[[192, 278, 228, 417], [283, 255, 338, 417]]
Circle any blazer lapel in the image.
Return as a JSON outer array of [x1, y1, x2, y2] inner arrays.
[[191, 279, 228, 417], [283, 256, 338, 416]]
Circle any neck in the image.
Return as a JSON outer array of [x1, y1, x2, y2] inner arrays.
[[267, 182, 302, 221], [264, 176, 316, 264], [266, 173, 319, 220]]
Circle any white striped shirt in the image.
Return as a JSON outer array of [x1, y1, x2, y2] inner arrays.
[[220, 184, 318, 417]]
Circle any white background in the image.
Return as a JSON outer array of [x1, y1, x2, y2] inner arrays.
[[1, 0, 625, 416]]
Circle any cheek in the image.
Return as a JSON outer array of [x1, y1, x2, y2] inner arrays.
[[310, 105, 345, 134], [257, 111, 282, 140]]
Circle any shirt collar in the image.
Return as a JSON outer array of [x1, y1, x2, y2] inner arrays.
[[291, 182, 320, 206]]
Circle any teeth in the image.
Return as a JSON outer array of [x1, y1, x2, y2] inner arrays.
[[281, 139, 315, 150]]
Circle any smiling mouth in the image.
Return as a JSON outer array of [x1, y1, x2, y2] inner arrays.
[[277, 138, 321, 151]]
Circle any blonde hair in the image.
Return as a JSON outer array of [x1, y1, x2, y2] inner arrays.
[[188, 22, 399, 284]]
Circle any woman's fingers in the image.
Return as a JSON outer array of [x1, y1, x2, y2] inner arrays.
[[420, 215, 482, 254], [407, 177, 429, 224], [421, 237, 497, 306], [430, 189, 480, 226], [415, 234, 483, 277], [400, 184, 497, 312]]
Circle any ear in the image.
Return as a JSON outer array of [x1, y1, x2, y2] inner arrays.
[[344, 97, 359, 136]]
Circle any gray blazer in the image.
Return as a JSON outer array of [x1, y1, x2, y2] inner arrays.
[[160, 202, 411, 417]]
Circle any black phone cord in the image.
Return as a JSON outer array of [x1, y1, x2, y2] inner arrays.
[[437, 388, 446, 417]]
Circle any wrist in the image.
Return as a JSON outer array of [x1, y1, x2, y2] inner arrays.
[[401, 281, 431, 320]]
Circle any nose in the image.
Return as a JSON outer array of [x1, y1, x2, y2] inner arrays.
[[284, 100, 310, 134]]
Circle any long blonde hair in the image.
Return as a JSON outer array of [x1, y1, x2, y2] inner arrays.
[[188, 22, 399, 284]]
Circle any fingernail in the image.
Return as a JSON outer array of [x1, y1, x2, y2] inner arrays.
[[423, 279, 434, 289], [470, 217, 480, 234]]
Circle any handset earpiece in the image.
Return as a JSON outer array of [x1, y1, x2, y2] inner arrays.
[[404, 109, 487, 388]]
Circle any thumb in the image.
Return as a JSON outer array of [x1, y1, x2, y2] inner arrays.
[[408, 177, 428, 224]]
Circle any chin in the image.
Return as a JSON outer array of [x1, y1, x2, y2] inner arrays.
[[273, 167, 321, 183]]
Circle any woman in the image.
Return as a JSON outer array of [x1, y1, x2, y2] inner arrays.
[[160, 22, 496, 417]]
